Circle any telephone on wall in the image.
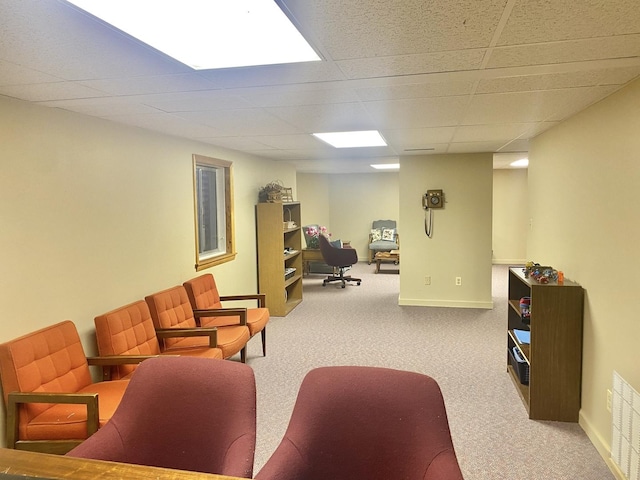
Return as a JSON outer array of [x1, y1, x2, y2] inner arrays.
[[422, 189, 444, 238], [423, 189, 444, 209]]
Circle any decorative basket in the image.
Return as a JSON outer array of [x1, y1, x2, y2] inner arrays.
[[283, 208, 296, 230], [509, 347, 529, 385], [259, 181, 285, 203]]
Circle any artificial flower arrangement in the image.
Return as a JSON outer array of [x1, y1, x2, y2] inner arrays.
[[304, 225, 330, 249]]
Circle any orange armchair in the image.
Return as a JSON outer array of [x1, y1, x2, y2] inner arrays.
[[94, 300, 223, 380], [0, 321, 131, 454], [184, 273, 270, 357], [145, 285, 250, 362], [67, 356, 257, 477]]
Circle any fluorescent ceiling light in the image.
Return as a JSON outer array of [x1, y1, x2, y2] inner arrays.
[[313, 131, 387, 148], [510, 158, 529, 168], [64, 0, 321, 70], [371, 163, 400, 170]]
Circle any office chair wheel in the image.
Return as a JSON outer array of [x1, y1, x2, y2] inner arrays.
[[357, 281, 361, 285], [341, 284, 346, 288], [322, 281, 327, 287]]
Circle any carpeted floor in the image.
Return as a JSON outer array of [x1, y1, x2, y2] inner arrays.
[[243, 263, 613, 479]]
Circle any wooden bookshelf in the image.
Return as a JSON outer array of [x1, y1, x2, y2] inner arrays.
[[256, 202, 303, 316], [507, 267, 584, 421]]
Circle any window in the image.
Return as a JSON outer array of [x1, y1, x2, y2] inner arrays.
[[193, 154, 235, 270]]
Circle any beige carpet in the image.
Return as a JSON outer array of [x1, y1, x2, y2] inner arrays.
[[242, 263, 612, 479]]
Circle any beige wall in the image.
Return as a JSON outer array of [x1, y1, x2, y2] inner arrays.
[[0, 95, 296, 443], [297, 172, 400, 256], [296, 173, 331, 241], [299, 157, 498, 308], [527, 78, 640, 473], [398, 154, 493, 308], [492, 168, 528, 264]]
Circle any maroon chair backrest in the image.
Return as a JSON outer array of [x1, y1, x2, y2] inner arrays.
[[67, 356, 257, 478], [255, 366, 464, 480]]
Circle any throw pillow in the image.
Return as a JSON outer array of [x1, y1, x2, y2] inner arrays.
[[370, 229, 382, 242], [382, 228, 396, 241], [330, 239, 343, 248]]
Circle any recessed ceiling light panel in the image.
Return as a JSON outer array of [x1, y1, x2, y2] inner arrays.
[[64, 0, 321, 69], [312, 130, 387, 148], [371, 163, 400, 170], [510, 158, 529, 168]]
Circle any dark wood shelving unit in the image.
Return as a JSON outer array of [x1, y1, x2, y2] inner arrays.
[[507, 267, 584, 422]]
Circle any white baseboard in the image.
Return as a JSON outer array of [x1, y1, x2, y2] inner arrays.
[[580, 411, 624, 480], [398, 297, 493, 309]]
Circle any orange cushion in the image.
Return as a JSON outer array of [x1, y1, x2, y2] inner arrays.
[[22, 380, 129, 441]]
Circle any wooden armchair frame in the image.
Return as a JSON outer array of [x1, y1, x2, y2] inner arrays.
[[184, 274, 269, 358], [4, 354, 152, 454], [7, 392, 99, 454]]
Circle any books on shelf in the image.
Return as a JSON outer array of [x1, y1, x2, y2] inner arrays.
[[513, 329, 530, 344]]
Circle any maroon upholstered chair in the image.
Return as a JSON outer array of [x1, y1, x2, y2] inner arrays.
[[255, 366, 464, 480], [67, 356, 257, 478]]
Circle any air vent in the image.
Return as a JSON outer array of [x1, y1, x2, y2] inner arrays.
[[404, 148, 435, 152]]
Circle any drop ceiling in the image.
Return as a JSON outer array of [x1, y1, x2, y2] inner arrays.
[[1, 0, 639, 173]]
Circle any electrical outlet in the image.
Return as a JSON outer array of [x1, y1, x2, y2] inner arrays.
[[455, 276, 462, 286], [424, 276, 431, 285], [607, 389, 612, 413]]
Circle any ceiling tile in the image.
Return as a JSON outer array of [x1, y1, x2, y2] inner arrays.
[[382, 127, 457, 146], [488, 35, 640, 69], [497, 0, 640, 46], [462, 87, 617, 125], [0, 60, 64, 86], [79, 74, 218, 96], [498, 139, 530, 152], [177, 108, 303, 136], [336, 49, 486, 79], [197, 61, 347, 88], [477, 67, 640, 94], [284, 0, 508, 59], [0, 81, 108, 102], [447, 141, 505, 153], [364, 96, 470, 128], [240, 87, 360, 108], [356, 80, 475, 101], [266, 102, 376, 132], [102, 113, 224, 138], [452, 123, 535, 143], [136, 91, 254, 113]]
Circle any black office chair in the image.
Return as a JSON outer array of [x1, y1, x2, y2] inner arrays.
[[318, 235, 361, 288]]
